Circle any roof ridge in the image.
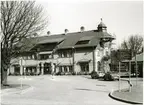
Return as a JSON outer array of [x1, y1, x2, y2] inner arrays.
[[39, 30, 98, 37]]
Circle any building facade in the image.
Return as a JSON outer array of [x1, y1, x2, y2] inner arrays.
[[9, 20, 115, 75]]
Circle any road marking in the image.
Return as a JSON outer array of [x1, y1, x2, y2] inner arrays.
[[96, 84, 106, 87]]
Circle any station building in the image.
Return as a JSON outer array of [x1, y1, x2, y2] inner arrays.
[[9, 19, 115, 75]]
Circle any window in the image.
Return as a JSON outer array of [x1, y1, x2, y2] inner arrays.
[[80, 62, 89, 72], [76, 40, 90, 45], [64, 66, 67, 72], [23, 54, 35, 60], [68, 66, 73, 72], [58, 50, 72, 58], [59, 66, 62, 72], [63, 52, 67, 57], [40, 54, 53, 60], [58, 65, 73, 72]]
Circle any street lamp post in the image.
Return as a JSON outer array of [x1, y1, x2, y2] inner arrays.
[[19, 57, 23, 90]]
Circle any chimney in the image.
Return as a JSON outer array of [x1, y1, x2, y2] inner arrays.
[[64, 29, 69, 35], [47, 31, 51, 35], [80, 26, 85, 32]]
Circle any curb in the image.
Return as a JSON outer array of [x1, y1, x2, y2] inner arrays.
[[20, 86, 34, 94], [109, 91, 143, 104], [1, 85, 33, 96]]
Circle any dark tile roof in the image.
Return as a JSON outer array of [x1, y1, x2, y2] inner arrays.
[[57, 30, 114, 49], [17, 30, 114, 52]]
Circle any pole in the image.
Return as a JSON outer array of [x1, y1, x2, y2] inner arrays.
[[129, 60, 131, 92], [135, 55, 138, 86], [93, 47, 95, 71], [72, 47, 75, 73], [129, 61, 131, 82], [20, 58, 23, 89], [118, 62, 121, 92]]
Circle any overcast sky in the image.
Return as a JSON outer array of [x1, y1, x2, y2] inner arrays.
[[36, 0, 143, 47]]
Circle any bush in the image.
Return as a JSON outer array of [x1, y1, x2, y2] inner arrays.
[[55, 71, 61, 75], [60, 72, 65, 75], [103, 72, 114, 81], [91, 71, 99, 79], [84, 72, 90, 75], [14, 72, 20, 76], [30, 72, 35, 76], [72, 72, 76, 75], [9, 72, 12, 76], [65, 72, 72, 75]]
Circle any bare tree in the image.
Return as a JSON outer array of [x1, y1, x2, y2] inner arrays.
[[1, 1, 48, 85], [121, 35, 143, 57]]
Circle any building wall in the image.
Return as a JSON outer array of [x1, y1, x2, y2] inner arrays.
[[10, 43, 112, 75], [74, 48, 93, 73]]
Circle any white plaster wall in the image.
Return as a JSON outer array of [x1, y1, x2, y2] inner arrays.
[[74, 50, 93, 73], [57, 58, 73, 65]]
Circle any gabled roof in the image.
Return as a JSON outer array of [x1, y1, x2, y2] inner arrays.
[[57, 30, 114, 49], [16, 35, 65, 52], [38, 35, 65, 44], [17, 29, 114, 52]]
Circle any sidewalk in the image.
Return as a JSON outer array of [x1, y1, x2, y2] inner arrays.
[[1, 84, 32, 96], [109, 84, 143, 104]]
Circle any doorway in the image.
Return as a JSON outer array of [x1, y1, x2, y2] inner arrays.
[[44, 63, 51, 74], [79, 62, 89, 72]]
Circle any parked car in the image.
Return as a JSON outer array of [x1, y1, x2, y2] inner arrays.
[[103, 72, 119, 81]]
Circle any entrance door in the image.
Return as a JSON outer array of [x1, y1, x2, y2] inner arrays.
[[14, 65, 20, 75], [79, 62, 89, 72], [44, 63, 51, 74]]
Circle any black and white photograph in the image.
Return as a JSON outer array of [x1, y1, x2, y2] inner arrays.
[[0, 0, 143, 105]]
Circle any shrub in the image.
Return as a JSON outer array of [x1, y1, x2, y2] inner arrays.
[[72, 72, 76, 75], [55, 71, 61, 75], [14, 72, 20, 76], [91, 71, 99, 79], [103, 72, 114, 81], [60, 72, 65, 75], [65, 72, 72, 75], [30, 72, 35, 76], [9, 72, 12, 76]]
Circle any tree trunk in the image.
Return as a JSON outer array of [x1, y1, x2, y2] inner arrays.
[[1, 55, 10, 85], [1, 67, 8, 85]]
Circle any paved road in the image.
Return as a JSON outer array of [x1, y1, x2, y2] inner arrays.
[[1, 75, 142, 105]]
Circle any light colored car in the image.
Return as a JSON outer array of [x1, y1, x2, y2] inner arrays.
[[98, 72, 105, 78]]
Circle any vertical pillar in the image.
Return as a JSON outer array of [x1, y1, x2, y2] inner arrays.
[[67, 66, 69, 72], [20, 58, 23, 76], [41, 63, 44, 75], [62, 67, 64, 72], [51, 63, 54, 74], [37, 65, 40, 75], [23, 67, 26, 75]]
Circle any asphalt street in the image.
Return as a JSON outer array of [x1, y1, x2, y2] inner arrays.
[[1, 75, 142, 105]]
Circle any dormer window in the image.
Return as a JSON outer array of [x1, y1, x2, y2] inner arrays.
[[76, 40, 90, 45]]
